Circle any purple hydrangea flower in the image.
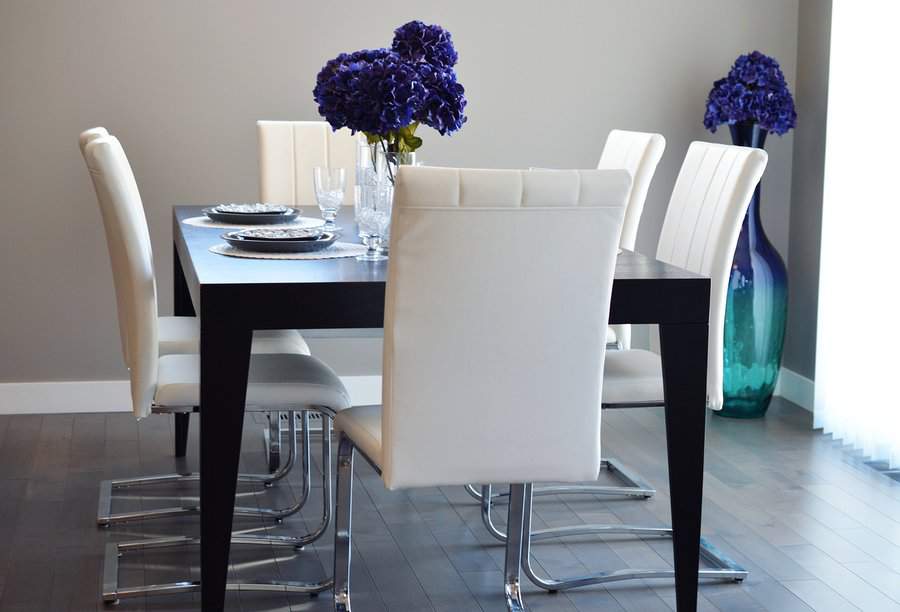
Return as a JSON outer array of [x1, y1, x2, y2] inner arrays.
[[414, 64, 467, 135], [313, 49, 426, 135], [392, 20, 458, 69], [312, 22, 467, 145], [703, 51, 796, 135]]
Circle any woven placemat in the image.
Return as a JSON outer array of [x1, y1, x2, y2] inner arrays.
[[209, 242, 368, 260], [183, 215, 326, 230]]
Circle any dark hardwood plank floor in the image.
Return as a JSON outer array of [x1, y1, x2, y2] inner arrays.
[[1, 398, 899, 611]]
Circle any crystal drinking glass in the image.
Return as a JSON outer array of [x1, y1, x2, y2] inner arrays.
[[356, 198, 391, 261], [313, 167, 345, 233]]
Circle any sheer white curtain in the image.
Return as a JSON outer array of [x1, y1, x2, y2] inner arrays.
[[815, 2, 900, 467]]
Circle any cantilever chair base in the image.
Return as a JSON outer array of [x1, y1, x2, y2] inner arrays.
[[479, 483, 747, 589], [102, 419, 335, 605], [97, 409, 323, 526], [102, 541, 332, 605]]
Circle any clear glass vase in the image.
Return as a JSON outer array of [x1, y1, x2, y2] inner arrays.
[[355, 143, 415, 261]]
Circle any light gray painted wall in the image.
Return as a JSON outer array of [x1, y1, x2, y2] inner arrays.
[[783, 0, 831, 380], [0, 0, 799, 382]]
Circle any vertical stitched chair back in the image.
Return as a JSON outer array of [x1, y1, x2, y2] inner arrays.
[[381, 167, 631, 489], [597, 129, 666, 251], [257, 120, 358, 208], [597, 129, 666, 349], [82, 134, 159, 418], [656, 142, 768, 410]]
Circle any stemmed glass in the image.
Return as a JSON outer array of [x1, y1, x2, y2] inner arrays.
[[313, 167, 345, 233]]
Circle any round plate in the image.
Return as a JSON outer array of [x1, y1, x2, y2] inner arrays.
[[215, 203, 289, 214], [222, 231, 338, 253], [236, 227, 324, 241], [203, 206, 300, 225]]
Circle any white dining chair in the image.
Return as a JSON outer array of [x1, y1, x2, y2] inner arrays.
[[80, 127, 310, 460], [257, 120, 384, 469], [465, 129, 666, 509], [599, 129, 666, 350], [83, 134, 351, 603], [79, 131, 341, 526], [477, 141, 768, 592], [257, 120, 359, 209], [331, 165, 630, 611]]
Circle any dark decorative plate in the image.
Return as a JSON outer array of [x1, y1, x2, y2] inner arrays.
[[222, 230, 338, 253], [235, 227, 324, 241], [203, 205, 300, 225]]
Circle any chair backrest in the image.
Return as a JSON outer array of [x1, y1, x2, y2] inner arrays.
[[597, 129, 666, 250], [81, 131, 158, 418], [257, 120, 358, 208], [79, 127, 109, 153], [80, 127, 133, 359], [656, 142, 768, 410], [598, 129, 666, 349], [381, 166, 631, 489]]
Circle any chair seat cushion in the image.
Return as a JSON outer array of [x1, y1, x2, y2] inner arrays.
[[602, 349, 665, 406], [334, 405, 383, 469], [154, 353, 350, 411], [158, 316, 310, 356]]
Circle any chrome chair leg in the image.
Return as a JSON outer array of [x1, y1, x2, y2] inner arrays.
[[504, 484, 527, 612], [102, 415, 338, 605], [265, 411, 283, 473], [465, 457, 655, 503], [497, 483, 747, 591], [333, 432, 355, 612], [296, 416, 334, 545], [98, 410, 313, 526]]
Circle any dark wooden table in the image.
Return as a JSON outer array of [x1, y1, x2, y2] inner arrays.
[[172, 205, 711, 611]]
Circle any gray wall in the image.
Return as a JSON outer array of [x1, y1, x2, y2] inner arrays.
[[0, 0, 800, 382], [783, 0, 831, 380]]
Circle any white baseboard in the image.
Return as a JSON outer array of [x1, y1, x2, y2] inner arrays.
[[3, 370, 809, 416], [774, 367, 814, 412], [0, 380, 132, 415], [0, 376, 383, 415]]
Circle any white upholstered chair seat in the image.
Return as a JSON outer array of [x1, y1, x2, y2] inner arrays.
[[158, 316, 310, 356], [602, 350, 664, 405], [334, 405, 382, 467], [154, 353, 351, 410]]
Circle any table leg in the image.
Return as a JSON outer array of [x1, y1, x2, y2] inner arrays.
[[173, 245, 196, 457], [659, 322, 708, 612], [200, 315, 252, 611]]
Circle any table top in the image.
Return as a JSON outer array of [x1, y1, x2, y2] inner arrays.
[[173, 205, 710, 326]]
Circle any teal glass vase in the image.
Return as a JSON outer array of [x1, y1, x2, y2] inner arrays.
[[718, 122, 788, 418]]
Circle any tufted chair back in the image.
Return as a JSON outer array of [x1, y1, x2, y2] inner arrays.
[[380, 166, 631, 488]]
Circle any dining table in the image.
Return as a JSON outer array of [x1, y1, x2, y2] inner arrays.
[[172, 204, 711, 611]]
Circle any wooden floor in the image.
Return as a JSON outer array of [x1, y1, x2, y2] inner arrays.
[[2, 398, 900, 611]]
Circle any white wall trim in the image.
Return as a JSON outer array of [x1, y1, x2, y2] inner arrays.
[[0, 376, 384, 416], [2, 371, 810, 416], [0, 380, 131, 415], [774, 367, 814, 412]]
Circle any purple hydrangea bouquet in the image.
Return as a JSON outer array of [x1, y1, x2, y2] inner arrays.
[[703, 50, 796, 135], [704, 51, 796, 419], [313, 20, 467, 156]]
